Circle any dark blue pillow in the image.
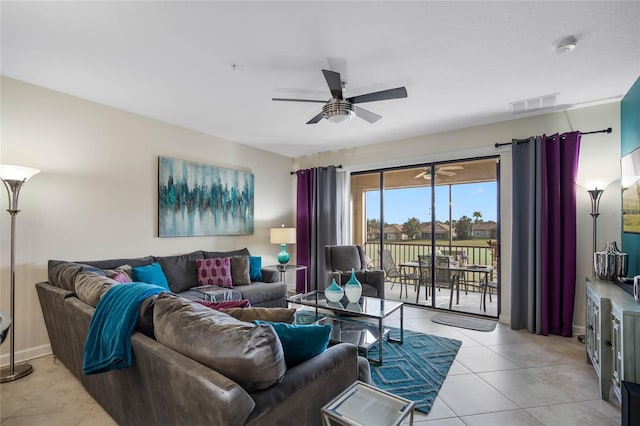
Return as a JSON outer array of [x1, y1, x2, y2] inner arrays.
[[249, 256, 263, 281], [254, 321, 331, 367], [132, 262, 170, 290]]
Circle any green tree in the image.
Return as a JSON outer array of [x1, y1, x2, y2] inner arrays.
[[454, 215, 473, 240], [472, 211, 483, 223], [402, 217, 422, 240]]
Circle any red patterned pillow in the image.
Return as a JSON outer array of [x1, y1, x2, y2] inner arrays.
[[196, 258, 232, 288]]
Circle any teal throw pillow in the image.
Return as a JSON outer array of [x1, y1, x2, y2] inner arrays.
[[253, 320, 331, 367], [132, 262, 170, 290], [249, 256, 263, 281]]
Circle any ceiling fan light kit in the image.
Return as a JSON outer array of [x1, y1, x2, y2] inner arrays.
[[323, 99, 355, 123], [272, 69, 407, 124]]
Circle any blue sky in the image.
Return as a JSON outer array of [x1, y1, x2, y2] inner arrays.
[[366, 182, 497, 224]]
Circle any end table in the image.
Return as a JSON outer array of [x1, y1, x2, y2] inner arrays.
[[321, 381, 414, 426]]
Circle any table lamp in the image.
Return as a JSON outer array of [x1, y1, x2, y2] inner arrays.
[[0, 164, 40, 382], [270, 225, 296, 267]]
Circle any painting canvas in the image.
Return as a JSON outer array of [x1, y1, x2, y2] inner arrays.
[[622, 148, 640, 233], [158, 157, 254, 237]]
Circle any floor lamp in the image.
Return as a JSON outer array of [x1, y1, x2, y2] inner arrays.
[[588, 187, 603, 275], [0, 164, 40, 383]]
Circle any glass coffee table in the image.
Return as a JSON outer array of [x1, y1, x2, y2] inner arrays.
[[287, 291, 403, 364], [190, 285, 241, 302]]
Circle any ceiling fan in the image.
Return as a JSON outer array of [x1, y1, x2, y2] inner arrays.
[[414, 165, 464, 179], [272, 69, 407, 124]]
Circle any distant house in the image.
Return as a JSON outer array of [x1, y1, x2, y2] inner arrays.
[[420, 222, 452, 240], [472, 220, 497, 238], [367, 226, 380, 241], [383, 224, 406, 240]]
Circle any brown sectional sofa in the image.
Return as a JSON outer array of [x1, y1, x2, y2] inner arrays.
[[37, 249, 369, 425]]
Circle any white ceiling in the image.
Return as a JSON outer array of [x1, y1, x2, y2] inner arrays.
[[2, 1, 639, 158]]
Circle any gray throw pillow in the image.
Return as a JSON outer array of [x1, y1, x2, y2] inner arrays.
[[75, 271, 119, 307], [153, 293, 286, 392], [230, 256, 251, 285]]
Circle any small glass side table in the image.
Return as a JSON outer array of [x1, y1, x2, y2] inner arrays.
[[263, 264, 307, 286], [321, 381, 414, 426], [189, 285, 240, 302]]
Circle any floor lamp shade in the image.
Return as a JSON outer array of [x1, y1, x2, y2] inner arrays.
[[0, 164, 40, 383], [270, 227, 296, 266]]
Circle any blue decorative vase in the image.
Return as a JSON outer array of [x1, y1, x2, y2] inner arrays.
[[344, 268, 362, 303], [325, 278, 344, 303], [277, 244, 290, 265]]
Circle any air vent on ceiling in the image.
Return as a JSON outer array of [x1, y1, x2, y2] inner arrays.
[[510, 93, 558, 114]]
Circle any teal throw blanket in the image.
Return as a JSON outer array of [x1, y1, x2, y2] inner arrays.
[[83, 283, 165, 375]]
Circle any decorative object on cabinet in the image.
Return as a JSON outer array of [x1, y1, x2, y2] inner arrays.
[[0, 164, 40, 382], [270, 225, 296, 266], [594, 241, 629, 281], [158, 156, 254, 237]]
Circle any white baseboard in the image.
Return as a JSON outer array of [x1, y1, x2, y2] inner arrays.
[[498, 313, 510, 326], [573, 325, 586, 336], [1, 344, 52, 368]]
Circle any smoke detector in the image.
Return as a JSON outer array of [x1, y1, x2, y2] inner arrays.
[[555, 36, 577, 54]]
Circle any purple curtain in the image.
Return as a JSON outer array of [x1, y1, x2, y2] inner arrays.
[[540, 132, 581, 336], [511, 131, 580, 336], [295, 169, 314, 293]]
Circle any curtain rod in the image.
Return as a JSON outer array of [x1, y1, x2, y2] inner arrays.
[[494, 127, 612, 148], [290, 164, 343, 175]]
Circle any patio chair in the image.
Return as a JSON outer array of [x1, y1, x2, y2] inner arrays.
[[381, 249, 419, 299], [417, 255, 457, 308]]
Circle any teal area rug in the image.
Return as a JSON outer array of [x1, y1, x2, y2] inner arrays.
[[367, 328, 461, 414]]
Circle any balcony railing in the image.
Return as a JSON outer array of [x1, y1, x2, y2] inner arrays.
[[364, 241, 497, 280]]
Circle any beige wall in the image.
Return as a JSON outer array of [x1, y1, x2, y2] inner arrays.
[[296, 103, 622, 331], [0, 77, 295, 364]]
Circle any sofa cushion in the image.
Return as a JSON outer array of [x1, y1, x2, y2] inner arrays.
[[230, 256, 251, 285], [132, 262, 170, 290], [233, 282, 287, 306], [219, 307, 296, 324], [155, 251, 204, 293], [48, 260, 85, 291], [153, 293, 286, 392], [196, 258, 232, 288], [196, 299, 251, 310], [254, 321, 331, 367], [202, 248, 250, 259], [75, 271, 119, 307], [249, 256, 263, 281], [81, 256, 155, 270]]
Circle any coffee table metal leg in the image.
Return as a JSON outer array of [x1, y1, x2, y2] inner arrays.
[[388, 304, 404, 345]]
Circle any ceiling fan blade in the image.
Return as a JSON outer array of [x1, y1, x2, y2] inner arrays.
[[347, 87, 408, 104], [272, 98, 327, 104], [414, 171, 427, 179], [322, 69, 343, 100], [438, 165, 464, 171], [354, 106, 382, 123], [306, 111, 325, 124], [437, 170, 456, 176]]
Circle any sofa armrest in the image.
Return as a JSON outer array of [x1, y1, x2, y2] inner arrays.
[[260, 268, 279, 283], [363, 269, 385, 299], [246, 343, 360, 426]]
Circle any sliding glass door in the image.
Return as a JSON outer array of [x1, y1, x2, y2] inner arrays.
[[350, 157, 500, 318]]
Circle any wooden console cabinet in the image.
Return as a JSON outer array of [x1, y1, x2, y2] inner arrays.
[[585, 279, 640, 402]]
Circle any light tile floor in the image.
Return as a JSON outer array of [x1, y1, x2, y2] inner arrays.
[[0, 305, 621, 426]]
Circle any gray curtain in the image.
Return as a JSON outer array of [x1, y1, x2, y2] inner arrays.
[[309, 167, 338, 291], [511, 137, 543, 333]]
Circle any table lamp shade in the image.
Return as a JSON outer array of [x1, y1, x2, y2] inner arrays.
[[270, 227, 296, 244], [270, 227, 296, 266]]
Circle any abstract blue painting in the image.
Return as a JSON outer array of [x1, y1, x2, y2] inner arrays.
[[158, 157, 254, 237]]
